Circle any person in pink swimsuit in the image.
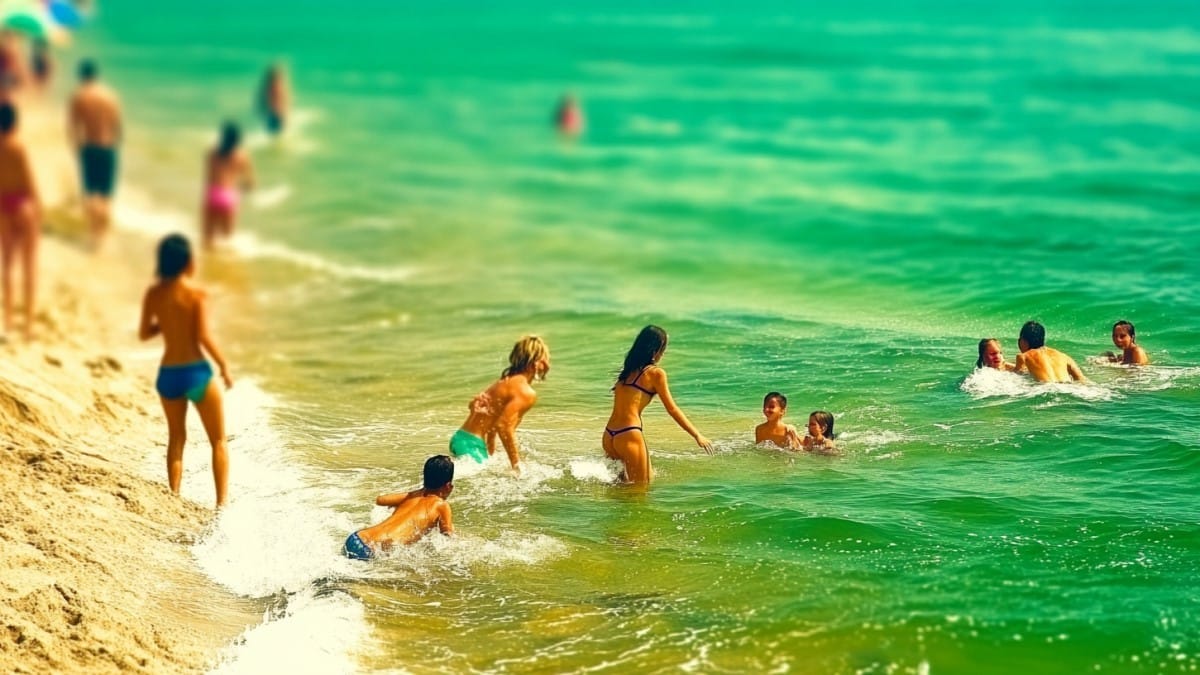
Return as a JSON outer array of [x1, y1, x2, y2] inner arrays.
[[0, 102, 39, 340], [202, 121, 254, 249]]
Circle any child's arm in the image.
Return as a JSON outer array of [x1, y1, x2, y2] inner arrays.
[[1013, 352, 1028, 374], [784, 425, 802, 449], [137, 288, 160, 340], [375, 488, 420, 507], [495, 391, 535, 471], [652, 369, 713, 453], [436, 501, 454, 536], [196, 291, 233, 388]]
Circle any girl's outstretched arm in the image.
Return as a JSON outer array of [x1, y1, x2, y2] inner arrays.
[[651, 368, 713, 453]]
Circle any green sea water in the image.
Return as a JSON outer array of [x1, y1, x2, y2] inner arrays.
[[73, 1, 1200, 672]]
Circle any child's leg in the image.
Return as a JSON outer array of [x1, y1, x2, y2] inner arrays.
[[17, 205, 37, 339], [193, 379, 228, 507], [160, 395, 188, 494], [202, 208, 216, 250], [0, 217, 15, 334]]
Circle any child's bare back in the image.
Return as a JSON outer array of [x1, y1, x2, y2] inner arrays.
[[357, 490, 453, 550]]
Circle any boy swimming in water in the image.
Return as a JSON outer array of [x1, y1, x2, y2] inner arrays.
[[802, 410, 837, 453], [450, 335, 550, 476], [344, 455, 455, 560], [1106, 320, 1149, 365], [755, 391, 800, 449], [138, 234, 233, 507], [1013, 321, 1089, 384]]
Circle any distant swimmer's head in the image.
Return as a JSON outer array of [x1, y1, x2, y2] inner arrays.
[[217, 121, 241, 158], [78, 59, 98, 83], [618, 325, 668, 384], [763, 391, 787, 419], [503, 335, 551, 381], [423, 455, 455, 495], [156, 233, 193, 280], [1019, 321, 1045, 351], [1112, 320, 1136, 349], [0, 102, 16, 135], [977, 338, 1005, 369], [808, 410, 834, 439]]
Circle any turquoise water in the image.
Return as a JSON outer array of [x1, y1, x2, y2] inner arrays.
[[76, 2, 1200, 672]]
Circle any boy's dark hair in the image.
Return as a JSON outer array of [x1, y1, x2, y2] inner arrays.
[[78, 59, 98, 82], [763, 391, 787, 408], [810, 410, 835, 437], [0, 102, 15, 134], [156, 234, 192, 279], [1113, 320, 1136, 340], [423, 455, 454, 491], [217, 121, 240, 157], [1020, 321, 1045, 349]]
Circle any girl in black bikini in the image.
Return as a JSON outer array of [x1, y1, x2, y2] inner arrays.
[[602, 325, 713, 484]]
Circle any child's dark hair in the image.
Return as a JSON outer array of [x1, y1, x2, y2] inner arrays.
[[1020, 321, 1045, 349], [810, 410, 834, 437], [0, 102, 15, 134], [616, 325, 667, 385], [976, 338, 997, 368], [423, 455, 454, 491], [217, 121, 241, 157], [764, 391, 787, 408], [156, 234, 192, 279], [1113, 320, 1136, 340]]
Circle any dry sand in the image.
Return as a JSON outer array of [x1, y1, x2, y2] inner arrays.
[[1, 95, 256, 673]]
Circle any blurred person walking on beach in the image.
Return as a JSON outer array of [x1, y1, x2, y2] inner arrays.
[[202, 121, 254, 249], [603, 325, 712, 484], [1014, 320, 1089, 384], [554, 93, 583, 138], [0, 102, 40, 341], [0, 31, 26, 100], [138, 234, 233, 507], [256, 63, 290, 136], [68, 59, 122, 250], [451, 335, 551, 476], [30, 39, 51, 93]]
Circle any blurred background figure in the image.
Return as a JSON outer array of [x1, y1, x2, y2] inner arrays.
[[256, 62, 289, 137], [0, 101, 39, 341], [0, 30, 25, 101], [202, 121, 254, 249], [29, 37, 50, 93], [68, 59, 122, 251], [554, 92, 583, 138]]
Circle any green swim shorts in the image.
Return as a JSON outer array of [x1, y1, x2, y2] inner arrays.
[[449, 429, 488, 463]]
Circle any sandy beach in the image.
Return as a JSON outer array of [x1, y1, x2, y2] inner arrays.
[[0, 97, 255, 674]]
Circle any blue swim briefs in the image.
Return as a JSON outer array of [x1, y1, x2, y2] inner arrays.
[[344, 531, 373, 561], [155, 360, 213, 403], [449, 428, 488, 463]]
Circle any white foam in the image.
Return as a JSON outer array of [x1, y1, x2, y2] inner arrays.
[[227, 231, 416, 283], [570, 458, 621, 483], [210, 588, 371, 675], [249, 183, 292, 210], [376, 531, 568, 571], [960, 367, 1117, 402], [452, 455, 564, 508]]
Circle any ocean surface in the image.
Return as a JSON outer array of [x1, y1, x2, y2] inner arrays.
[[71, 1, 1200, 672]]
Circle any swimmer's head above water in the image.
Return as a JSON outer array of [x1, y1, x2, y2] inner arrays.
[[156, 233, 193, 280], [617, 325, 668, 384], [503, 335, 551, 381]]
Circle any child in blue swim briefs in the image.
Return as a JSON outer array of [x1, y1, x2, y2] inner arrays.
[[138, 234, 233, 507], [344, 455, 455, 560]]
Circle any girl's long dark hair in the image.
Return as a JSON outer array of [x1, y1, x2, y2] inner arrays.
[[217, 121, 240, 158], [616, 325, 667, 385], [976, 338, 996, 369]]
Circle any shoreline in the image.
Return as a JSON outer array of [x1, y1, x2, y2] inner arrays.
[[1, 93, 258, 673]]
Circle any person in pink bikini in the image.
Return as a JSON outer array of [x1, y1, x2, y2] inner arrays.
[[202, 121, 254, 249], [0, 102, 39, 341]]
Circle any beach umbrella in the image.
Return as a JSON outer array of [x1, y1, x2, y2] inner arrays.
[[2, 7, 53, 40], [47, 0, 82, 29]]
